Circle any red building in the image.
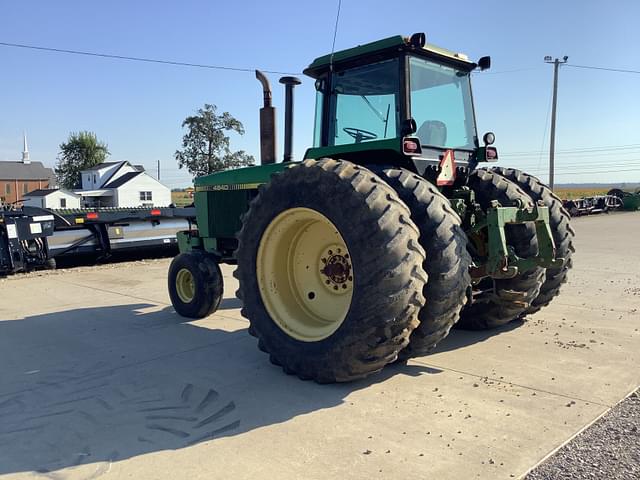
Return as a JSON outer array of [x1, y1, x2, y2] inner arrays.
[[0, 134, 55, 206]]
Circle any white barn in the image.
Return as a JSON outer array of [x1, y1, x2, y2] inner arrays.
[[76, 161, 171, 208], [22, 188, 81, 209]]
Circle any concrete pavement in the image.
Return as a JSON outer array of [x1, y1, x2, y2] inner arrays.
[[0, 211, 638, 479]]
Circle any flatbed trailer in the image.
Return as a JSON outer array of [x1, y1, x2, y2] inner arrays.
[[0, 207, 55, 275], [0, 206, 195, 275]]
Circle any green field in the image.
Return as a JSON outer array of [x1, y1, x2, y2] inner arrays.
[[171, 191, 193, 207], [172, 186, 621, 204], [553, 188, 610, 200]]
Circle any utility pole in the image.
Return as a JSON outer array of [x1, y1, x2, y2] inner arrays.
[[544, 55, 568, 190], [157, 160, 160, 181]]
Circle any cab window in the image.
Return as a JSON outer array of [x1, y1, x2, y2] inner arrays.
[[328, 59, 400, 146]]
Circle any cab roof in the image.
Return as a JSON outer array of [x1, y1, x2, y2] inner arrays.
[[304, 34, 476, 79]]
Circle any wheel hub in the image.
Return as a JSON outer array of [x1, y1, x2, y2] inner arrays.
[[175, 268, 195, 304], [256, 208, 354, 342], [319, 247, 353, 292]]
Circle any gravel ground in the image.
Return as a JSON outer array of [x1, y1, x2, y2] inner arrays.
[[526, 388, 640, 479]]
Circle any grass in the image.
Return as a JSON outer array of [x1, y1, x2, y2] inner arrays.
[[171, 187, 615, 203], [553, 188, 610, 200], [171, 191, 193, 207]]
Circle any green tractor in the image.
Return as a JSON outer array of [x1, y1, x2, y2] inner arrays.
[[168, 33, 574, 383]]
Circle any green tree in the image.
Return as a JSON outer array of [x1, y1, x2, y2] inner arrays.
[[55, 131, 110, 189], [175, 104, 254, 177]]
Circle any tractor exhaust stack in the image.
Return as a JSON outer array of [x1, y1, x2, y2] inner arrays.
[[255, 70, 276, 165], [279, 76, 302, 163]]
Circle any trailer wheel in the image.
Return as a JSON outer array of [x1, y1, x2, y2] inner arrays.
[[168, 251, 223, 319], [235, 158, 427, 383], [457, 169, 545, 330], [375, 167, 471, 358], [491, 167, 575, 314]]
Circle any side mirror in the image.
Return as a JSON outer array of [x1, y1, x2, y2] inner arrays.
[[478, 56, 491, 71], [409, 32, 426, 48], [401, 118, 417, 136]]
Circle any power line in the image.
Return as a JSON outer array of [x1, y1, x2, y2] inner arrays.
[[503, 151, 640, 161], [474, 63, 640, 76], [513, 162, 640, 172], [552, 168, 640, 176], [536, 81, 554, 173], [473, 67, 541, 75], [502, 144, 640, 156], [0, 41, 299, 75], [566, 64, 640, 74]]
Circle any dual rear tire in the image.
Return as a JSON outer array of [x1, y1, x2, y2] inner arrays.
[[374, 167, 471, 358], [457, 169, 546, 329], [490, 167, 575, 314], [235, 159, 428, 383], [457, 168, 574, 328]]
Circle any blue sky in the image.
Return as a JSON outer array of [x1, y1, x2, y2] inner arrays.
[[1, 0, 639, 188]]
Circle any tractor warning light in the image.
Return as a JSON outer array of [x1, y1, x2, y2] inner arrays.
[[403, 139, 421, 155]]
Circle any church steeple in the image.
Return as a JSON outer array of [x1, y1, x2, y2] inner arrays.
[[21, 131, 30, 164]]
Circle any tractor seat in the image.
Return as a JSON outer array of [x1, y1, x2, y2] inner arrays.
[[417, 120, 447, 147]]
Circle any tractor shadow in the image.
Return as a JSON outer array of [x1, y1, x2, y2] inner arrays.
[[0, 302, 443, 477], [431, 320, 525, 354]]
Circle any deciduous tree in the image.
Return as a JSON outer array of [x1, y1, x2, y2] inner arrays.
[[175, 104, 254, 177], [55, 131, 110, 189]]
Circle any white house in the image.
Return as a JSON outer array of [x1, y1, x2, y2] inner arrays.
[[22, 188, 82, 209], [76, 161, 171, 208]]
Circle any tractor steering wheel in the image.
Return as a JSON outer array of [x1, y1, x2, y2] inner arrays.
[[343, 127, 378, 143]]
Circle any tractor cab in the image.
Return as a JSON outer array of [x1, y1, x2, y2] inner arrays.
[[303, 33, 495, 182]]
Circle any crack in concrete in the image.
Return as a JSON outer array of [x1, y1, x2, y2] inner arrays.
[[412, 359, 614, 408]]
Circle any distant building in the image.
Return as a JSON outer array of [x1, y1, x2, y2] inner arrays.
[[22, 188, 81, 210], [76, 161, 171, 208], [0, 133, 55, 205]]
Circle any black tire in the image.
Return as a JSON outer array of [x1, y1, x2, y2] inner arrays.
[[235, 158, 427, 383], [607, 188, 624, 199], [46, 257, 57, 270], [375, 167, 471, 358], [168, 251, 223, 319], [491, 167, 575, 314], [457, 169, 545, 330]]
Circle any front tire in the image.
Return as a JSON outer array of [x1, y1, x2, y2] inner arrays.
[[168, 251, 223, 319], [235, 159, 427, 383]]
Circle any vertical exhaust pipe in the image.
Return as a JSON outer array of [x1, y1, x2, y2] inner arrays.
[[279, 76, 302, 163], [255, 70, 276, 165]]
